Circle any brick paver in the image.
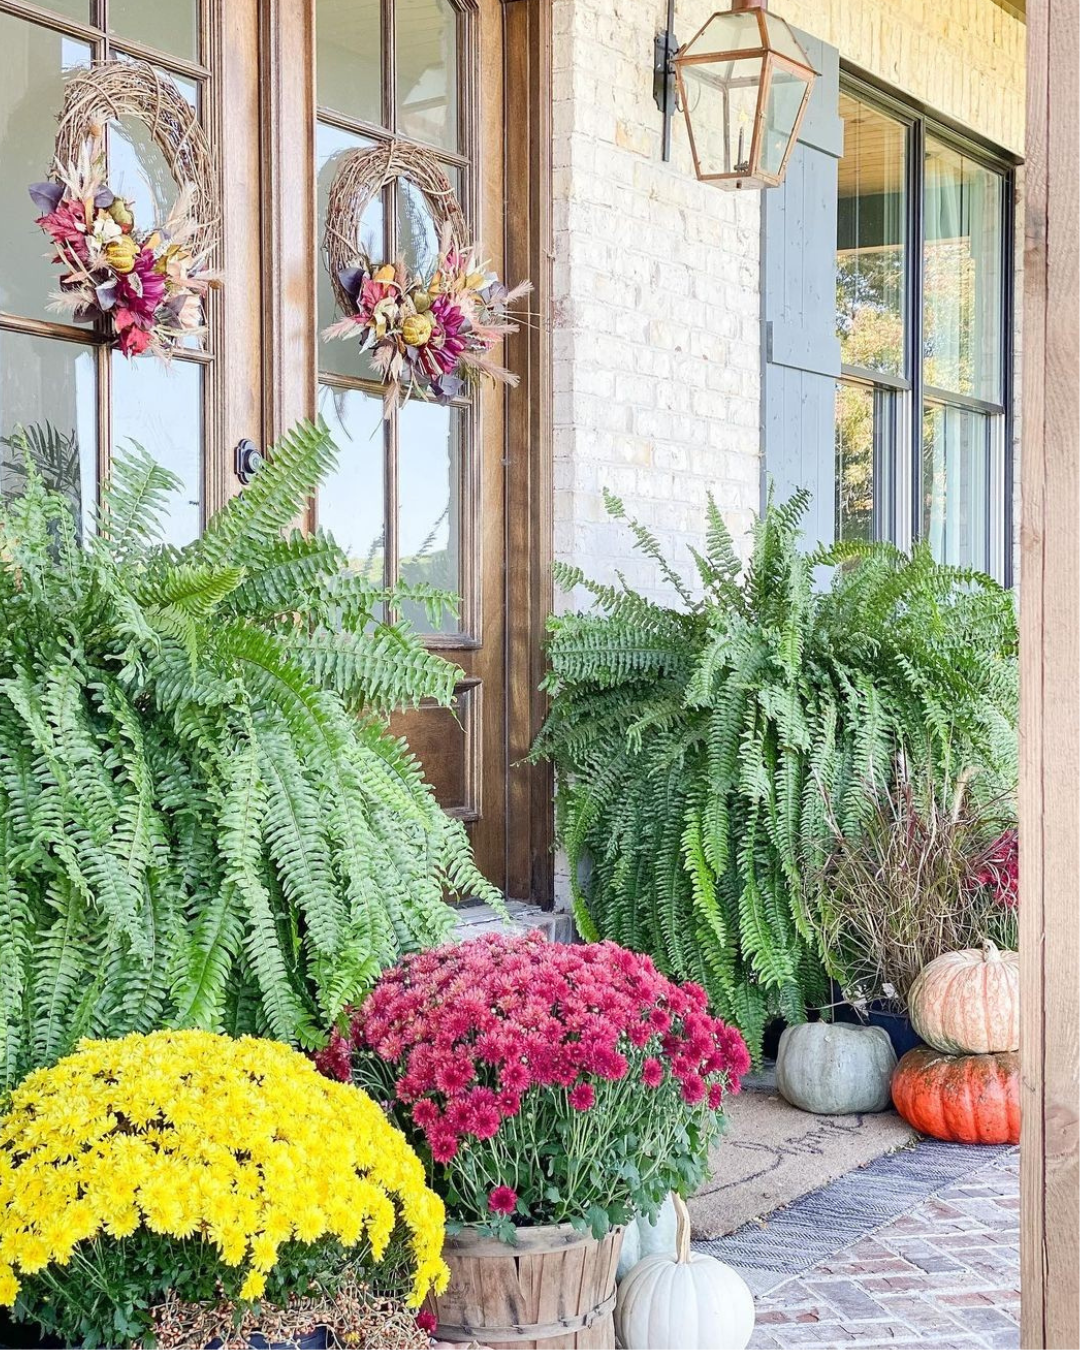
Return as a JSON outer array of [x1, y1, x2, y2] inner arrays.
[[748, 1150, 1019, 1349]]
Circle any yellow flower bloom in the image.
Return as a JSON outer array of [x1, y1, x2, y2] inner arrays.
[[0, 1265, 18, 1307], [250, 1233, 279, 1273], [0, 1030, 448, 1309], [240, 1270, 266, 1301]]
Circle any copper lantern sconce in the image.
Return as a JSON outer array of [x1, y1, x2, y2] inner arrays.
[[654, 0, 818, 188]]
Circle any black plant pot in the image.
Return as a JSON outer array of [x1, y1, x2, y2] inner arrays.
[[0, 1310, 61, 1348], [0, 1307, 330, 1350], [833, 998, 924, 1059], [761, 1017, 788, 1062], [207, 1332, 330, 1350]]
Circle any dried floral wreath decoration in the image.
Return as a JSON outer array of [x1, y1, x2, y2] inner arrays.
[[322, 141, 530, 415], [29, 62, 221, 360]]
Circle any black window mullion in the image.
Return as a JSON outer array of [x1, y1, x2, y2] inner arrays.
[[1001, 166, 1016, 586]]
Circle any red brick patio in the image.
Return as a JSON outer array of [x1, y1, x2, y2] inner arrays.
[[748, 1150, 1020, 1349]]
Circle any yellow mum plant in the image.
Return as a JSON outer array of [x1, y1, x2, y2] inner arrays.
[[0, 1030, 448, 1349]]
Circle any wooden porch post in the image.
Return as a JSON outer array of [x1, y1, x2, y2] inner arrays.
[[1019, 2, 1080, 1346]]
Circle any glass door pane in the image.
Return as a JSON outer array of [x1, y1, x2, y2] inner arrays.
[[111, 355, 203, 546], [108, 1, 199, 62], [0, 16, 92, 323], [0, 330, 96, 536]]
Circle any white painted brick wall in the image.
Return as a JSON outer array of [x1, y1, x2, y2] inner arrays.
[[552, 0, 763, 604], [551, 0, 1025, 601]]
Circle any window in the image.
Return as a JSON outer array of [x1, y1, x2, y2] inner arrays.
[[0, 1, 212, 547], [315, 0, 474, 638], [835, 82, 1012, 580]]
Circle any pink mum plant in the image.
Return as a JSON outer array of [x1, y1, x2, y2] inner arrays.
[[317, 931, 749, 1241]]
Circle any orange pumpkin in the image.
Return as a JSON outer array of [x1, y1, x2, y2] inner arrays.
[[908, 942, 1019, 1055], [891, 1047, 1019, 1144]]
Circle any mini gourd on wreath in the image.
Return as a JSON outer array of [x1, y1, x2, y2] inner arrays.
[[322, 140, 530, 416], [29, 61, 221, 361]]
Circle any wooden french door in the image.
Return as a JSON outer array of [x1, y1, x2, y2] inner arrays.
[[0, 0, 545, 899], [304, 0, 510, 891]]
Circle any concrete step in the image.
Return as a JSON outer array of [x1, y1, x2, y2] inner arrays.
[[452, 898, 576, 944]]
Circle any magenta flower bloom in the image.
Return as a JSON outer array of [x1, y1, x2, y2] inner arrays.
[[569, 1082, 596, 1111], [642, 1058, 664, 1089], [330, 932, 748, 1234], [488, 1185, 518, 1216]]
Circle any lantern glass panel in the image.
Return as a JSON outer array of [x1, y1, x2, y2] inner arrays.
[[762, 13, 814, 63], [680, 54, 763, 178], [760, 65, 811, 177], [682, 11, 763, 56]]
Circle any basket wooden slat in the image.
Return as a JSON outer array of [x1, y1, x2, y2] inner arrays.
[[428, 1224, 623, 1349]]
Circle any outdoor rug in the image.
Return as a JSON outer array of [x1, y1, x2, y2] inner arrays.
[[694, 1139, 1017, 1296], [689, 1079, 916, 1239]]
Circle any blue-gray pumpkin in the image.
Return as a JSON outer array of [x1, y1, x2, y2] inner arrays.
[[775, 1022, 896, 1115]]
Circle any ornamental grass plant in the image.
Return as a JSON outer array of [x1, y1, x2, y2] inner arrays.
[[817, 768, 1020, 1014], [317, 932, 750, 1242], [0, 1030, 448, 1349], [532, 489, 1019, 1058]]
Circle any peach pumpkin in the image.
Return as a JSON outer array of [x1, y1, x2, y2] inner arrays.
[[908, 941, 1019, 1054], [891, 1047, 1020, 1144]]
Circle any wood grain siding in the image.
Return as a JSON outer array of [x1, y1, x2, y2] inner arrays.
[[760, 31, 843, 547], [1020, 0, 1080, 1345]]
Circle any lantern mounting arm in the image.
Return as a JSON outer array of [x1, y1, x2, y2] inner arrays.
[[654, 0, 773, 165], [653, 0, 679, 162]]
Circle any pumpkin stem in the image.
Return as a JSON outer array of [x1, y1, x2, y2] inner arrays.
[[982, 940, 1001, 961], [673, 1192, 692, 1264]]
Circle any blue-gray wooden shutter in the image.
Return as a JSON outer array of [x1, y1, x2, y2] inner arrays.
[[760, 32, 843, 548]]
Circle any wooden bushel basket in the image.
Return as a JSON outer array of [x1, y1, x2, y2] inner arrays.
[[428, 1223, 624, 1349]]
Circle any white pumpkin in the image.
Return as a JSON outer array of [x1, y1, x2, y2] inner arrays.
[[617, 1192, 678, 1281], [615, 1195, 755, 1349]]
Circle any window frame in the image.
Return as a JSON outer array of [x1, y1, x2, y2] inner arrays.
[[836, 69, 1017, 584]]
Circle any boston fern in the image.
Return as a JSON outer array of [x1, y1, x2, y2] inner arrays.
[[0, 420, 499, 1087], [532, 490, 1018, 1058]]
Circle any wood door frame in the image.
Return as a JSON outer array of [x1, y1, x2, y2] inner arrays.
[[261, 0, 317, 441], [1020, 0, 1080, 1345], [257, 0, 554, 903], [502, 0, 555, 905]]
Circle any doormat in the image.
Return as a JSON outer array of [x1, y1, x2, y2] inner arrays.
[[689, 1082, 916, 1239]]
